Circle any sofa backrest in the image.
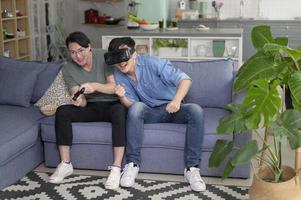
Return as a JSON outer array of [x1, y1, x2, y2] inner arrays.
[[0, 56, 63, 107], [172, 59, 235, 108]]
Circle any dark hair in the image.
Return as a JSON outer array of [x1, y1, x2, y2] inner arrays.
[[108, 37, 135, 52], [65, 31, 90, 48]]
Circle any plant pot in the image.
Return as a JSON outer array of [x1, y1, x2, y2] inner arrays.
[[158, 47, 183, 57], [249, 165, 301, 200]]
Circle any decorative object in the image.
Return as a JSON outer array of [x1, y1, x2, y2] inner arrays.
[[211, 1, 223, 19], [34, 70, 72, 114], [209, 25, 301, 198], [153, 38, 187, 57], [212, 39, 225, 57], [136, 44, 148, 55], [249, 165, 300, 200], [158, 47, 183, 57], [0, 171, 249, 200], [196, 44, 210, 57], [140, 23, 159, 31], [226, 46, 237, 57]]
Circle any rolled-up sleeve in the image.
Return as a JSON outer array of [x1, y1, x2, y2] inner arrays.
[[157, 59, 191, 87]]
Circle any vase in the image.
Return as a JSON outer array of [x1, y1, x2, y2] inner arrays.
[[212, 40, 225, 57], [249, 165, 301, 200]]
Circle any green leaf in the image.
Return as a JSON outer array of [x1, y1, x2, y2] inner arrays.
[[231, 140, 258, 165], [234, 51, 285, 92], [284, 47, 301, 63], [222, 159, 235, 180], [209, 140, 234, 168], [217, 104, 249, 134], [274, 37, 288, 46], [288, 71, 301, 107], [241, 79, 281, 129], [269, 109, 301, 149], [251, 25, 274, 50]]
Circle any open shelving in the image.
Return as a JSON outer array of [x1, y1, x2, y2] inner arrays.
[[0, 0, 31, 60], [102, 35, 242, 69]]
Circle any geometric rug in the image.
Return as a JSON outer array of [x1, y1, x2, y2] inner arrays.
[[0, 172, 249, 200]]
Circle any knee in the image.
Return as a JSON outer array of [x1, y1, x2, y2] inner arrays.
[[128, 102, 147, 119], [111, 103, 126, 115], [186, 104, 204, 120], [55, 105, 73, 119]]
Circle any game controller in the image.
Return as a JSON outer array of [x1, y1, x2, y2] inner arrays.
[[72, 87, 85, 101]]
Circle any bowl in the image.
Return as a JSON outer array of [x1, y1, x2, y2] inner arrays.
[[140, 24, 159, 31], [104, 17, 123, 25]]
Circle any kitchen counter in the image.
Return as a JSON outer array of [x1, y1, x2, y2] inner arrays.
[[179, 18, 301, 23], [99, 27, 243, 37]]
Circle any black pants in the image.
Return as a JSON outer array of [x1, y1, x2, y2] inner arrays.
[[55, 101, 126, 147]]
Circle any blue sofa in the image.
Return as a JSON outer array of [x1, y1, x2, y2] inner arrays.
[[40, 59, 251, 176], [0, 56, 250, 190], [0, 56, 62, 189]]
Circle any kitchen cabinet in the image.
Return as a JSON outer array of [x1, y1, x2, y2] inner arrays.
[[0, 0, 31, 60], [178, 19, 301, 61], [102, 28, 242, 69]]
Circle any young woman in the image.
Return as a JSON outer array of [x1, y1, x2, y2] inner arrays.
[[49, 32, 126, 190]]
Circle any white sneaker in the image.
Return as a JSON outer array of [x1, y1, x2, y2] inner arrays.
[[120, 162, 139, 187], [184, 167, 206, 192], [49, 161, 73, 184], [105, 166, 121, 190]]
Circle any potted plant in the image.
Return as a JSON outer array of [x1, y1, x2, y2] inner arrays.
[[208, 25, 301, 199], [152, 38, 187, 57]]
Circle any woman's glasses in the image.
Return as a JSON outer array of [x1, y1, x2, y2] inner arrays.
[[69, 48, 89, 57]]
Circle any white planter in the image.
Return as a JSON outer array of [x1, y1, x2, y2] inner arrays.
[[158, 47, 183, 57]]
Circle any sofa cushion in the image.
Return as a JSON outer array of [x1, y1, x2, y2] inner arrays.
[[0, 66, 42, 107], [172, 59, 234, 108], [0, 105, 45, 165], [40, 108, 232, 150], [31, 62, 63, 103]]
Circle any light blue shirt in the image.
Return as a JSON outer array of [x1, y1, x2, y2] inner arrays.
[[114, 55, 191, 107]]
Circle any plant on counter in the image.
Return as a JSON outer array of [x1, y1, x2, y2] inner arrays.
[[152, 38, 188, 49], [208, 24, 301, 185]]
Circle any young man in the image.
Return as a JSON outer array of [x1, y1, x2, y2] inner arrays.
[[106, 37, 206, 192], [49, 32, 126, 190]]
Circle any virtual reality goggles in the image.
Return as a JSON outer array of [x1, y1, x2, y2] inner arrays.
[[104, 48, 135, 65]]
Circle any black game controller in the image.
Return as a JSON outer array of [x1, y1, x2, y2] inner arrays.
[[72, 87, 85, 101]]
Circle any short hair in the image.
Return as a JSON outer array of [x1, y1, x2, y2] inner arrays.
[[108, 37, 135, 52], [65, 32, 90, 48]]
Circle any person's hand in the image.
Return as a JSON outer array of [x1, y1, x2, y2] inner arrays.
[[115, 84, 126, 98], [80, 83, 95, 94], [72, 93, 85, 107], [166, 99, 181, 113]]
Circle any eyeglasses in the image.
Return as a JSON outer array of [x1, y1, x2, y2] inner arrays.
[[69, 48, 89, 57]]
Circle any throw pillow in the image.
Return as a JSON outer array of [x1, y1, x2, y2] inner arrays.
[[0, 67, 40, 107], [31, 62, 63, 103], [35, 70, 72, 115]]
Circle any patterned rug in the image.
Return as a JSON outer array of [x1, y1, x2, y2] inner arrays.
[[0, 172, 249, 200]]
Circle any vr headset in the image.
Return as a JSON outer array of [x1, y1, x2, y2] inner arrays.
[[104, 48, 135, 65]]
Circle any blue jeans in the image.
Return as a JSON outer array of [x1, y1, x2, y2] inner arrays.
[[126, 102, 204, 168]]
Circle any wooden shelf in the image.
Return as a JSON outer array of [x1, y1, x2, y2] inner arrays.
[[0, 0, 31, 60]]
